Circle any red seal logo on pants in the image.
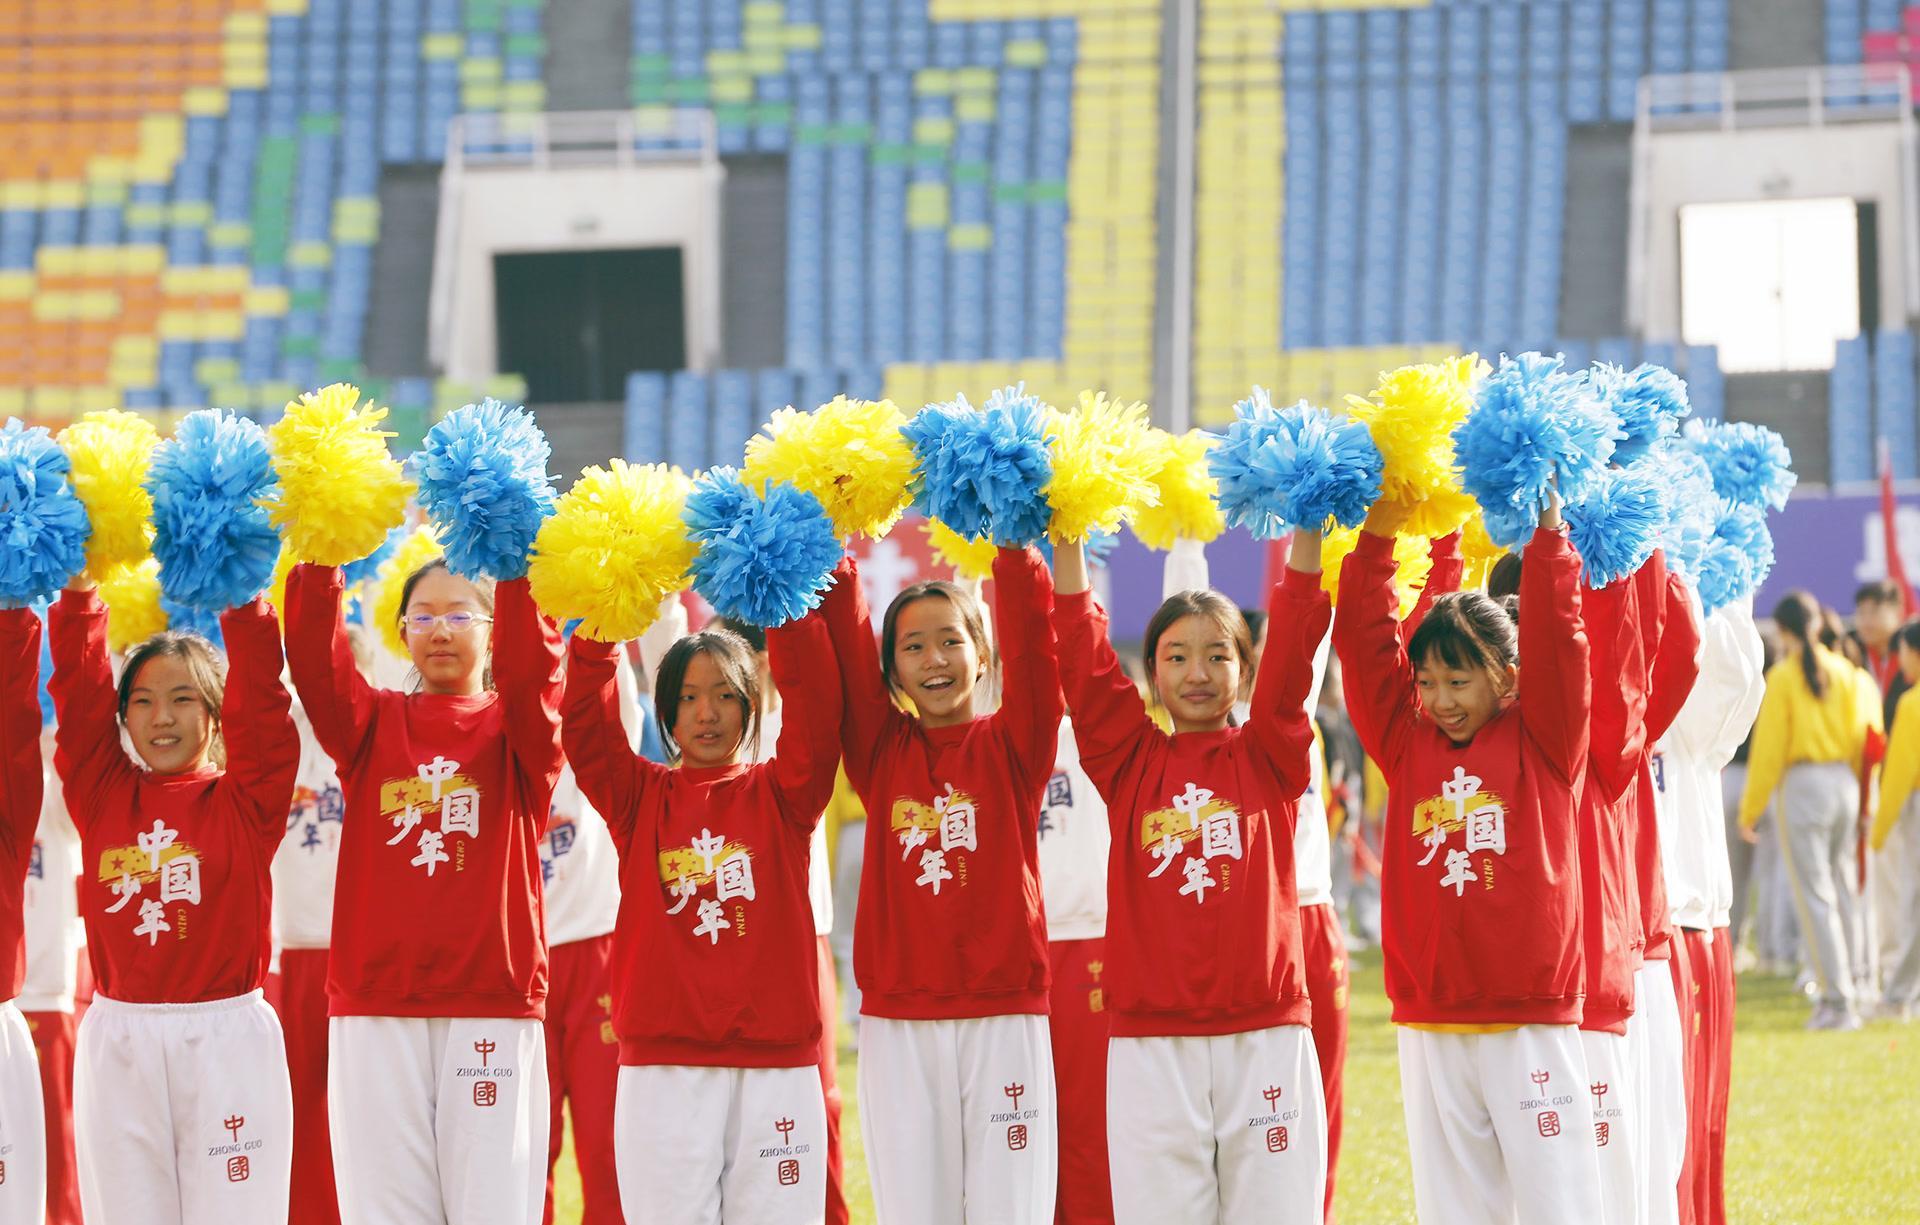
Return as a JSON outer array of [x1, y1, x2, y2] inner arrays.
[[778, 1159, 800, 1186], [1265, 1126, 1289, 1153], [227, 1156, 250, 1182], [1537, 1111, 1561, 1138], [474, 1080, 497, 1107]]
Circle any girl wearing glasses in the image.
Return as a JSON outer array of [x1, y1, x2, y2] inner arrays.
[[285, 556, 565, 1225]]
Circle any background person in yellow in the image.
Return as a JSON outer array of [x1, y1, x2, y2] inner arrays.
[[1868, 621, 1920, 1021], [1739, 592, 1886, 1032]]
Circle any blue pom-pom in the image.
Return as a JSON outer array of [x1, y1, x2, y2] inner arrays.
[[1685, 420, 1796, 511], [1565, 465, 1668, 588], [1592, 363, 1689, 464], [414, 399, 556, 579], [1456, 352, 1621, 534], [160, 595, 225, 650], [341, 523, 405, 588], [1635, 443, 1717, 582], [902, 386, 1055, 546], [1695, 537, 1755, 617], [1210, 391, 1383, 538], [1714, 498, 1774, 590], [0, 419, 91, 606], [684, 468, 844, 628], [147, 410, 280, 612]]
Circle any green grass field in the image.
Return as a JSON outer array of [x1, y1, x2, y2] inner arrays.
[[549, 952, 1920, 1222]]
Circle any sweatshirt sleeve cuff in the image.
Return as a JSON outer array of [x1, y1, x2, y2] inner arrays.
[[1280, 565, 1323, 596], [1355, 529, 1398, 560]]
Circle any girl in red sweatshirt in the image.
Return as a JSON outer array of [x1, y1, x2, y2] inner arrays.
[[47, 577, 299, 1225], [286, 557, 564, 1225], [1049, 532, 1331, 1224], [563, 609, 839, 1224], [817, 547, 1062, 1224], [1332, 494, 1605, 1225], [0, 607, 49, 1223]]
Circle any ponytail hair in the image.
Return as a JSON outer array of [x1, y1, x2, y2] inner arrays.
[[1772, 591, 1827, 700]]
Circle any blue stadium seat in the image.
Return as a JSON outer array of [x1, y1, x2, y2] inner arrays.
[[1875, 329, 1918, 480], [1831, 336, 1875, 484]]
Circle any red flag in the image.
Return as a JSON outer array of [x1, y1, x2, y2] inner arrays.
[[1880, 439, 1918, 617]]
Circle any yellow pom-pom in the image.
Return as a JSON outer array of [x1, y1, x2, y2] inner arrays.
[[58, 409, 159, 571], [263, 383, 415, 566], [1130, 428, 1224, 550], [371, 525, 448, 659], [742, 396, 916, 540], [923, 519, 998, 581], [528, 461, 699, 642], [96, 558, 167, 654], [1345, 355, 1487, 538], [1044, 391, 1161, 543], [1459, 514, 1506, 591], [1321, 527, 1433, 618]]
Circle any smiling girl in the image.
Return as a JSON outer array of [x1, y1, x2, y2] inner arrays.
[[286, 556, 564, 1225], [817, 547, 1063, 1224], [1332, 492, 1604, 1224], [1048, 530, 1331, 1223], [561, 607, 840, 1224], [47, 574, 299, 1225]]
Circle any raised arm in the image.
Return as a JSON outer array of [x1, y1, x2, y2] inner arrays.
[[986, 546, 1064, 781], [1245, 532, 1334, 797], [217, 598, 301, 840], [1667, 594, 1753, 763], [493, 577, 565, 794], [1643, 561, 1701, 745], [285, 563, 379, 767], [815, 555, 900, 791], [1580, 564, 1648, 805], [1332, 523, 1421, 768], [1515, 515, 1591, 783], [0, 609, 45, 855], [1049, 588, 1158, 799], [47, 587, 135, 818], [765, 612, 843, 829], [1404, 530, 1464, 638], [561, 635, 663, 844]]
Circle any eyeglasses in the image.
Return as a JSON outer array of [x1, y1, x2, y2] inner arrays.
[[404, 612, 494, 636]]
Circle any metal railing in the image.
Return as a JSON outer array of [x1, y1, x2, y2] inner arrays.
[[1626, 64, 1919, 336]]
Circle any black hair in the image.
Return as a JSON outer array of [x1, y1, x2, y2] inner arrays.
[[1772, 591, 1827, 701], [712, 615, 767, 654], [1406, 592, 1519, 685]]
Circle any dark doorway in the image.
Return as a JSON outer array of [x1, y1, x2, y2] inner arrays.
[[494, 248, 684, 403]]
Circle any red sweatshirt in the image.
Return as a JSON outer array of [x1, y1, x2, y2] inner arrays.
[[1577, 569, 1653, 1033], [48, 591, 296, 1003], [1633, 561, 1702, 961], [818, 548, 1062, 1020], [1335, 528, 1591, 1027], [0, 609, 45, 1001], [285, 563, 564, 1018], [563, 614, 840, 1068], [1052, 568, 1328, 1037]]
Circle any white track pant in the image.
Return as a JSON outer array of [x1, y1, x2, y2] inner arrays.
[[0, 1002, 44, 1224], [75, 990, 291, 1225], [1777, 762, 1862, 1009], [1399, 1024, 1603, 1225], [856, 1014, 1056, 1225], [1107, 1025, 1326, 1225], [1629, 962, 1686, 1225], [329, 1016, 548, 1225], [614, 1064, 826, 1225], [1577, 1030, 1639, 1225]]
